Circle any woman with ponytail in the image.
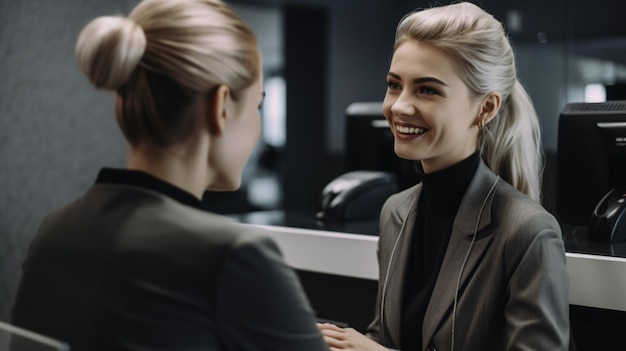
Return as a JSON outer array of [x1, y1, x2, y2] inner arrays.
[[11, 1, 329, 350], [320, 2, 570, 351]]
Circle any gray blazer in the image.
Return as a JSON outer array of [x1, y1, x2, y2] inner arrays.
[[12, 183, 328, 351], [367, 161, 570, 351]]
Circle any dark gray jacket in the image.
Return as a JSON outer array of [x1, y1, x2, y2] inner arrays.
[[12, 183, 328, 351], [367, 161, 570, 351]]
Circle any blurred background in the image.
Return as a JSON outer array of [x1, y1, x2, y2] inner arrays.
[[1, 0, 626, 321]]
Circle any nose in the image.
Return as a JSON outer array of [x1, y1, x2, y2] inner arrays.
[[390, 93, 416, 116]]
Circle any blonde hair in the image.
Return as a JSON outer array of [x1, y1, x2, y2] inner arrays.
[[75, 0, 259, 147], [394, 2, 543, 201]]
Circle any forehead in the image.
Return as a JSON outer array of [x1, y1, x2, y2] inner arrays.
[[390, 40, 459, 82]]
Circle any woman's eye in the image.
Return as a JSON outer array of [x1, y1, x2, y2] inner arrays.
[[418, 86, 439, 95], [387, 81, 401, 90]]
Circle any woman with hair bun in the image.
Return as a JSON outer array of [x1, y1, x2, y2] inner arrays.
[[12, 1, 329, 350], [320, 2, 570, 351]]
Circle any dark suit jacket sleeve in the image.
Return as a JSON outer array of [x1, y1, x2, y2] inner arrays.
[[504, 212, 570, 350], [215, 233, 329, 351]]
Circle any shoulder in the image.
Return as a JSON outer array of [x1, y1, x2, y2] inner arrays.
[[50, 184, 277, 253], [494, 181, 559, 228], [489, 181, 568, 295], [154, 195, 277, 250], [491, 180, 562, 246]]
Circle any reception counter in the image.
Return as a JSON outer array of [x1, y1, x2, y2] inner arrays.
[[231, 210, 626, 312], [231, 210, 626, 349]]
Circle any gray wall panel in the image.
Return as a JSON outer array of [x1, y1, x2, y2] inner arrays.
[[0, 0, 126, 320]]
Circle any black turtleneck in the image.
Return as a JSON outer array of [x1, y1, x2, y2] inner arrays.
[[400, 151, 480, 351]]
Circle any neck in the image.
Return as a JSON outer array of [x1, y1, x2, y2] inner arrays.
[[127, 139, 212, 200]]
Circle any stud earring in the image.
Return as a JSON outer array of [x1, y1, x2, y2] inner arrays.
[[478, 118, 486, 129]]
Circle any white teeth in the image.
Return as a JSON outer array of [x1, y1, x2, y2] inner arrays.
[[396, 124, 426, 134]]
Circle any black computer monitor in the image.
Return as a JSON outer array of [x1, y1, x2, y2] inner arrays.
[[345, 102, 418, 191], [556, 101, 626, 225]]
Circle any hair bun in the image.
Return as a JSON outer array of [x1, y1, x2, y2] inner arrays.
[[75, 16, 146, 90]]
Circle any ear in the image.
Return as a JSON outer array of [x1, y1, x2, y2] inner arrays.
[[206, 85, 231, 135], [477, 91, 502, 127]]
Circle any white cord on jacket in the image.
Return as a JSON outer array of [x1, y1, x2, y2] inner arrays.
[[450, 176, 499, 351]]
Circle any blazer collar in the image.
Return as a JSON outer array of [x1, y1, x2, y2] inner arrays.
[[453, 161, 498, 236], [388, 160, 495, 235], [421, 160, 499, 349]]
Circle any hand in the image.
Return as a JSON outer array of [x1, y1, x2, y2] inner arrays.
[[318, 323, 389, 351]]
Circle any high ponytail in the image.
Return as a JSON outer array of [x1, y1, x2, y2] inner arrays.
[[76, 16, 146, 90], [395, 2, 543, 202]]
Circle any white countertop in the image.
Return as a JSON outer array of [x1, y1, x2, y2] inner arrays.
[[246, 223, 626, 312]]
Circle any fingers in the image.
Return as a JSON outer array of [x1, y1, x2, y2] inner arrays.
[[324, 335, 346, 349], [318, 325, 389, 351], [319, 324, 346, 342], [318, 323, 348, 349], [318, 322, 346, 332]]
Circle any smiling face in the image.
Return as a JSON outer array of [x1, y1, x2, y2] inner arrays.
[[383, 40, 484, 173]]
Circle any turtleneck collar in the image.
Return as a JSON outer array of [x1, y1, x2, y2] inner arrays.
[[414, 151, 481, 215], [415, 151, 481, 190]]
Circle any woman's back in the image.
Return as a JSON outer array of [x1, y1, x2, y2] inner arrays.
[[12, 171, 327, 350]]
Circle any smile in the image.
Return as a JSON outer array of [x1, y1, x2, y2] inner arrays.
[[395, 124, 427, 135]]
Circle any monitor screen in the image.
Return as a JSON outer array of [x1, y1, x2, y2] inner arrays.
[[556, 101, 626, 225], [345, 102, 419, 191]]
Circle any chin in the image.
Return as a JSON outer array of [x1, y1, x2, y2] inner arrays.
[[394, 145, 424, 162]]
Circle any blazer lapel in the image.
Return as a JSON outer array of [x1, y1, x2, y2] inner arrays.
[[422, 162, 499, 349], [382, 186, 419, 347]]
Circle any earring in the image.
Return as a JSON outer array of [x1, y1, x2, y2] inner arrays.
[[478, 118, 486, 129]]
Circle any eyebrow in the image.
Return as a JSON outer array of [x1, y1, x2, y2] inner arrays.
[[387, 72, 448, 87]]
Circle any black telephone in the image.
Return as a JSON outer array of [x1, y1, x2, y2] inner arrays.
[[588, 186, 626, 242], [316, 170, 398, 221]]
